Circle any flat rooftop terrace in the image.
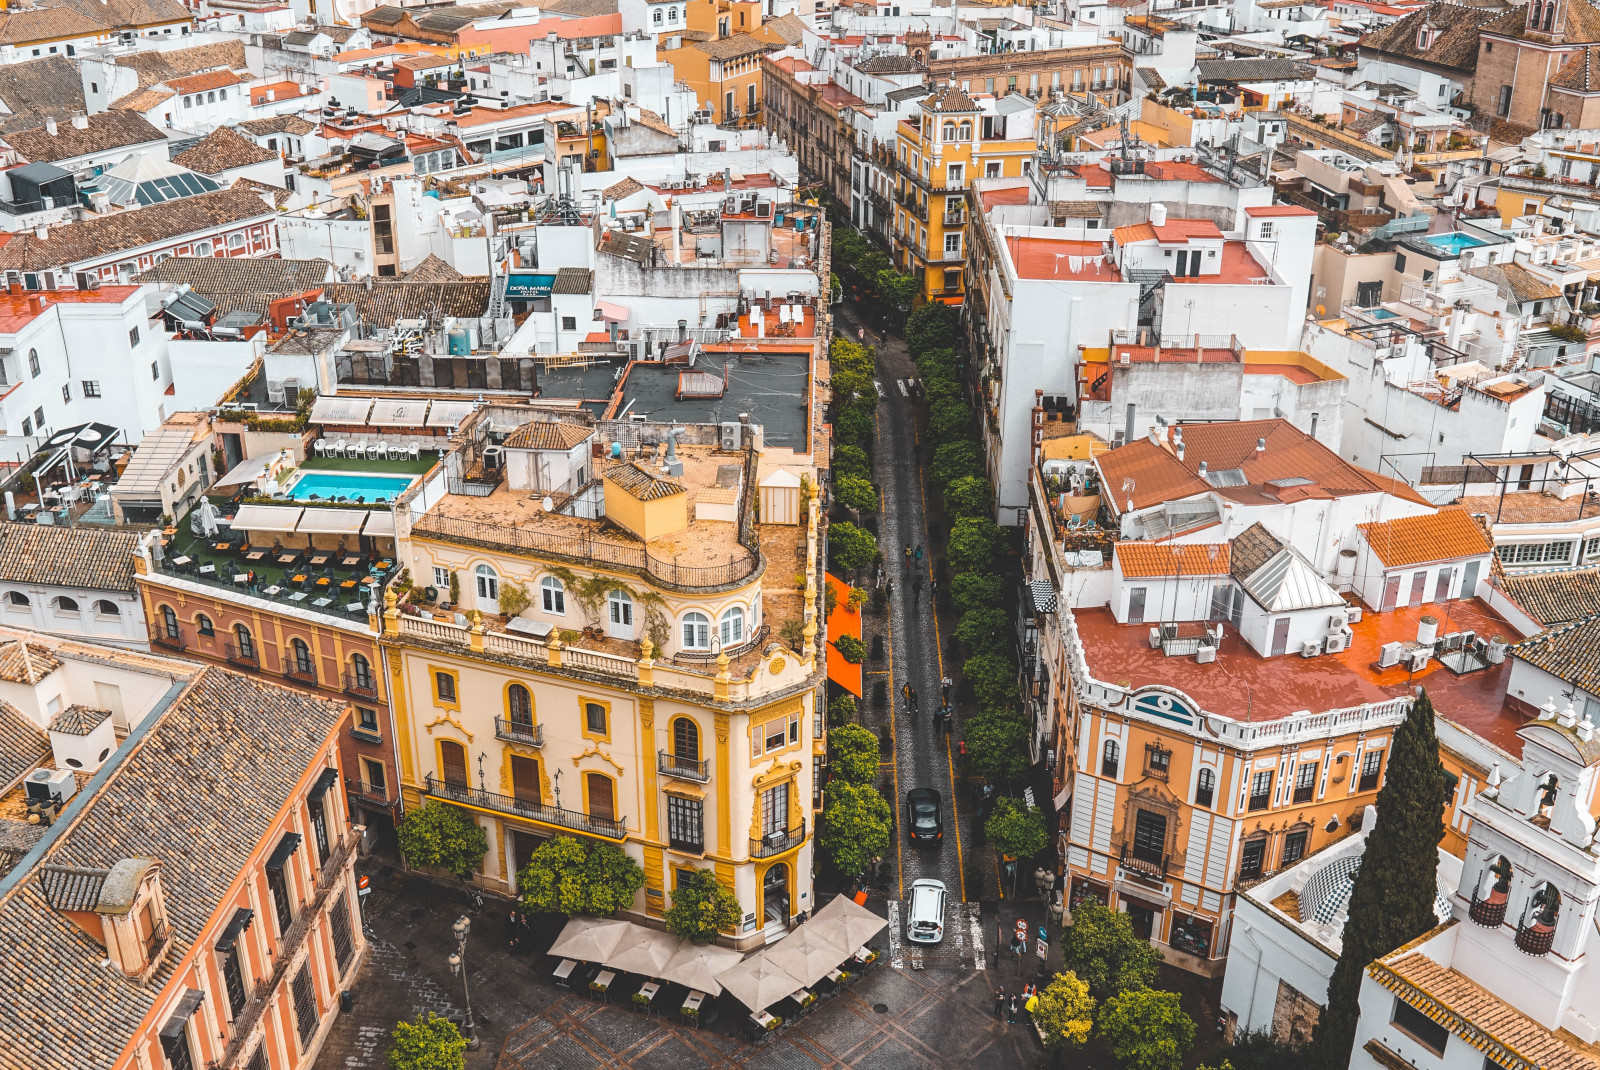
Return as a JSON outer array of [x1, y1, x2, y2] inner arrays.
[[1073, 597, 1525, 752], [610, 353, 811, 450]]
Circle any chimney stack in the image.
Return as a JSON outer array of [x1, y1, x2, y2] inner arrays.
[[1256, 437, 1266, 453], [44, 117, 56, 136], [70, 113, 87, 130]]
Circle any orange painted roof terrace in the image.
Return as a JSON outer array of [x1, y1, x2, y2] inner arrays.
[[1072, 597, 1525, 751], [1006, 237, 1123, 282], [0, 286, 142, 333]]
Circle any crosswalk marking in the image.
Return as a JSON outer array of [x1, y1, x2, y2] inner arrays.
[[897, 378, 910, 397]]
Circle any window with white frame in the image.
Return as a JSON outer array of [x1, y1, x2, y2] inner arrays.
[[682, 611, 710, 649], [541, 576, 565, 614], [1497, 541, 1574, 565], [718, 605, 744, 645]]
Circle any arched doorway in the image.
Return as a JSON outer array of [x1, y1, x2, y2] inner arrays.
[[762, 862, 790, 933]]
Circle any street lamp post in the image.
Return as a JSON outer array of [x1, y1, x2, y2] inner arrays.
[[447, 915, 481, 1050]]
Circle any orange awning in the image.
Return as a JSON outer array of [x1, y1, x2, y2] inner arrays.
[[824, 572, 862, 697]]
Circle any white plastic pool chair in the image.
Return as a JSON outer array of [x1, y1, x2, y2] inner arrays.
[[314, 440, 327, 457], [376, 442, 389, 460], [407, 444, 420, 461], [354, 439, 368, 459], [331, 439, 347, 458]]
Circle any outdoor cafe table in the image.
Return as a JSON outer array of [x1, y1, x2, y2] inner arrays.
[[275, 554, 299, 566], [636, 981, 660, 1012], [682, 991, 706, 1016], [244, 550, 268, 564], [290, 574, 308, 587], [340, 579, 359, 591], [212, 541, 234, 554], [553, 959, 578, 986], [171, 556, 192, 568], [591, 970, 616, 1001], [197, 564, 216, 576], [262, 585, 283, 597], [338, 555, 364, 568], [750, 1011, 779, 1032], [308, 553, 331, 568]]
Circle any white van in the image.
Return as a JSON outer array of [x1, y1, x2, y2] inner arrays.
[[905, 878, 947, 944]]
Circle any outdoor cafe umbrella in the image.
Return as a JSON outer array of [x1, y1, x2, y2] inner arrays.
[[660, 943, 744, 997], [759, 923, 848, 989], [810, 893, 889, 953], [603, 926, 682, 977], [196, 498, 223, 538], [716, 955, 805, 1013], [547, 917, 632, 963]]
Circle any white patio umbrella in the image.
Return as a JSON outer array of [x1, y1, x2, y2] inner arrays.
[[716, 955, 804, 1012], [759, 923, 848, 989], [547, 917, 632, 963], [809, 893, 889, 953], [659, 943, 744, 997], [196, 498, 222, 538], [603, 926, 682, 977]]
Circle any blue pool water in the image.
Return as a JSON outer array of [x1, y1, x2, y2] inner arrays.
[[1367, 308, 1399, 320], [288, 472, 414, 502], [1425, 232, 1488, 255]]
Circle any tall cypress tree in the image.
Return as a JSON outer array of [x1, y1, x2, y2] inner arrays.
[[1308, 688, 1451, 1068]]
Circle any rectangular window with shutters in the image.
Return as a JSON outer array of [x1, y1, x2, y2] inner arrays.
[[266, 864, 293, 934], [330, 893, 356, 971], [1239, 837, 1266, 879], [1359, 750, 1384, 791], [668, 794, 704, 852], [292, 965, 319, 1046], [762, 782, 789, 835], [1249, 771, 1273, 811], [1282, 829, 1309, 866], [221, 944, 248, 1016], [308, 795, 329, 864], [1391, 998, 1450, 1055], [160, 1028, 197, 1070], [1131, 809, 1167, 867], [1293, 762, 1318, 803]]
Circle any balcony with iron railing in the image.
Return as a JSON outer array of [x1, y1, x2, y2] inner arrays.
[[152, 627, 187, 652], [225, 640, 259, 670], [751, 821, 806, 858], [282, 660, 318, 686], [495, 717, 544, 747], [346, 776, 396, 809], [342, 670, 378, 699], [658, 751, 710, 782], [1118, 841, 1170, 881], [1468, 895, 1507, 928], [424, 774, 626, 840]]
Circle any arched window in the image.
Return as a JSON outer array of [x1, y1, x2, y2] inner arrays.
[[607, 589, 634, 638], [719, 605, 745, 645], [351, 652, 372, 691], [507, 683, 533, 729], [1519, 882, 1561, 954], [673, 717, 700, 761], [233, 623, 255, 660], [540, 576, 565, 614], [942, 121, 956, 141], [227, 233, 245, 249], [474, 564, 499, 613], [1470, 855, 1513, 927], [5, 591, 26, 607], [751, 595, 763, 628], [958, 120, 972, 141], [1101, 739, 1119, 777], [1545, 2, 1556, 29], [194, 241, 213, 256], [52, 596, 78, 614], [1529, 1, 1542, 27], [160, 604, 179, 639], [682, 611, 711, 649], [94, 599, 119, 619], [291, 637, 313, 675], [1195, 767, 1215, 808], [195, 614, 214, 636]]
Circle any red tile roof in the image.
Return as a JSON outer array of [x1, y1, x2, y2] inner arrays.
[[164, 70, 243, 94], [1115, 542, 1231, 577], [1245, 204, 1318, 217], [1357, 507, 1493, 568]]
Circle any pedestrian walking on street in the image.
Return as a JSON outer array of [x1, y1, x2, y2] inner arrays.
[[994, 988, 1006, 1020], [1009, 929, 1024, 966], [929, 578, 939, 599], [858, 327, 865, 343], [886, 578, 894, 598], [1007, 995, 1018, 1024], [941, 675, 952, 703], [914, 545, 924, 566], [904, 544, 912, 563]]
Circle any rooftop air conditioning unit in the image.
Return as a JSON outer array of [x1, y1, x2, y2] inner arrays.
[[720, 421, 741, 450], [1195, 644, 1216, 663], [482, 445, 504, 471], [1301, 639, 1321, 658], [1345, 605, 1363, 625], [1324, 627, 1351, 653], [266, 379, 287, 402], [1148, 627, 1163, 648], [1405, 649, 1431, 672], [24, 767, 76, 806], [1377, 641, 1403, 668]]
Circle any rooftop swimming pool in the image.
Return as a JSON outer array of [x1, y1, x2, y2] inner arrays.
[[1424, 232, 1488, 256], [1367, 308, 1399, 320], [288, 471, 415, 503]]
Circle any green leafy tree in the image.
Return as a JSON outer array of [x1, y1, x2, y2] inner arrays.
[[965, 709, 1030, 783], [1098, 989, 1196, 1070], [834, 400, 876, 445], [944, 476, 993, 520], [1032, 971, 1096, 1051], [833, 226, 870, 268], [915, 346, 959, 378], [834, 475, 879, 515], [876, 267, 921, 308], [832, 634, 867, 663], [948, 516, 1003, 574], [397, 802, 488, 880], [819, 782, 891, 875], [955, 606, 1010, 652], [929, 399, 973, 441], [388, 1013, 466, 1070], [985, 797, 1048, 859], [832, 366, 878, 410], [859, 250, 893, 286], [963, 651, 1019, 709], [1309, 689, 1452, 1069], [930, 440, 984, 488], [517, 835, 645, 916], [829, 723, 880, 786], [922, 373, 964, 405], [951, 571, 1006, 614], [1059, 896, 1162, 999], [664, 867, 742, 942], [833, 444, 872, 481], [828, 521, 879, 574], [828, 692, 858, 726], [905, 303, 958, 357]]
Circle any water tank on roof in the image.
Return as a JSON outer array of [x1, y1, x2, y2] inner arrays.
[[447, 328, 471, 356]]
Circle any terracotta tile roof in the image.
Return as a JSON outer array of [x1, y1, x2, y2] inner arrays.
[[170, 124, 277, 174], [694, 33, 772, 61], [0, 698, 46, 787], [108, 87, 174, 114], [3, 111, 164, 164], [402, 253, 464, 282], [323, 280, 490, 322], [634, 108, 676, 138], [1466, 262, 1564, 304], [603, 175, 645, 200], [1509, 614, 1600, 700], [135, 254, 334, 296], [0, 666, 345, 1070], [504, 421, 594, 450], [1114, 541, 1231, 577], [858, 54, 926, 74], [0, 640, 62, 683], [1358, 2, 1500, 73], [1096, 438, 1213, 512], [164, 70, 243, 95], [48, 704, 110, 736], [0, 5, 105, 47], [231, 176, 293, 209], [1482, 0, 1600, 44], [606, 462, 685, 501], [115, 40, 247, 89], [237, 114, 316, 137], [1356, 507, 1492, 568], [0, 522, 139, 592], [1371, 940, 1600, 1070], [1552, 46, 1600, 91], [0, 186, 279, 272], [921, 82, 978, 113], [552, 266, 592, 294], [0, 56, 86, 134], [1499, 566, 1600, 625]]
